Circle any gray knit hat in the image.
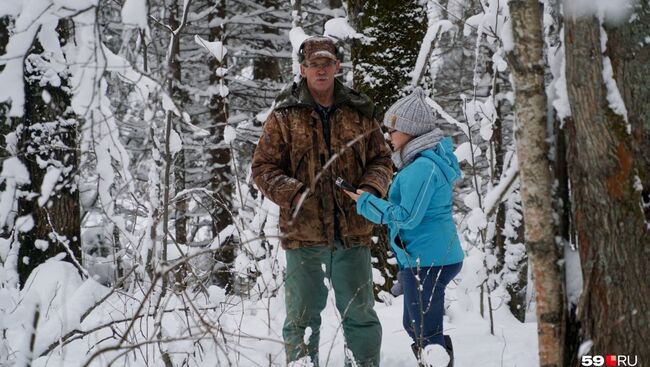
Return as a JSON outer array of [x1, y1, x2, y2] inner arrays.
[[383, 87, 437, 136]]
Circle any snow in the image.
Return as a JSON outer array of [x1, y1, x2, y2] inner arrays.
[[209, 224, 236, 250], [169, 129, 183, 157], [288, 356, 315, 367], [218, 83, 230, 97], [421, 343, 450, 366], [464, 191, 480, 209], [483, 158, 519, 215], [0, 156, 30, 227], [224, 125, 237, 144], [454, 141, 481, 165], [323, 18, 364, 40], [161, 93, 181, 116], [121, 0, 148, 30], [602, 56, 629, 129], [0, 0, 20, 17], [463, 0, 511, 46], [15, 215, 34, 233], [37, 167, 61, 207], [577, 340, 594, 357], [597, 27, 630, 132], [426, 98, 470, 136], [215, 67, 229, 77], [411, 19, 455, 86], [372, 267, 386, 286], [467, 207, 488, 232], [564, 239, 584, 308], [552, 57, 571, 121], [195, 35, 228, 63], [289, 27, 309, 76], [0, 7, 41, 116], [501, 17, 514, 52], [34, 240, 49, 251], [256, 104, 274, 123], [564, 0, 635, 24]]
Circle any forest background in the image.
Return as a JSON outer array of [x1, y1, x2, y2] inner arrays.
[[0, 0, 648, 366]]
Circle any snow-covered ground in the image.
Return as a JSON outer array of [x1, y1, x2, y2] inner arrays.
[[1, 252, 538, 367], [200, 279, 540, 366], [0, 177, 538, 366]]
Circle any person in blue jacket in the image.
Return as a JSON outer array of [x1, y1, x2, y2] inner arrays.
[[345, 87, 464, 366]]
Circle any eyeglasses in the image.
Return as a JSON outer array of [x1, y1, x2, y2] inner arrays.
[[305, 61, 336, 70], [387, 128, 398, 134]]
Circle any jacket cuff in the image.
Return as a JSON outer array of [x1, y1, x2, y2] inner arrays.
[[358, 179, 387, 198], [289, 184, 306, 210], [359, 185, 380, 197], [356, 191, 372, 214]]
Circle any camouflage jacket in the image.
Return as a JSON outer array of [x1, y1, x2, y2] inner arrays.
[[251, 79, 393, 249]]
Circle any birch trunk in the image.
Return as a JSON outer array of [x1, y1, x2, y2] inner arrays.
[[506, 0, 564, 365]]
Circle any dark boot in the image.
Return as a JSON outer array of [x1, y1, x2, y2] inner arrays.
[[444, 335, 454, 367]]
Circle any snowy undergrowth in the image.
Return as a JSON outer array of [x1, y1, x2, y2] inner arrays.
[[0, 239, 538, 367]]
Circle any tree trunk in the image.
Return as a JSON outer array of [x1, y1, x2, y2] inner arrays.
[[0, 16, 12, 242], [208, 2, 234, 284], [252, 0, 282, 113], [606, 1, 650, 223], [564, 14, 650, 365], [328, 0, 342, 8], [17, 20, 81, 286], [208, 2, 232, 235], [168, 0, 187, 245], [506, 0, 564, 365], [253, 1, 281, 83], [347, 0, 427, 110], [490, 66, 506, 275], [291, 0, 302, 28], [346, 0, 427, 297], [0, 16, 10, 131]]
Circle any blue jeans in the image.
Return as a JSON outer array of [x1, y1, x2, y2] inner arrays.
[[401, 262, 462, 348]]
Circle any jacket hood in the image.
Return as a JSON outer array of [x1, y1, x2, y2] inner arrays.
[[274, 78, 377, 119], [418, 137, 461, 185]]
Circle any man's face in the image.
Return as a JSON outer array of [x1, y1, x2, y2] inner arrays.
[[300, 57, 340, 96]]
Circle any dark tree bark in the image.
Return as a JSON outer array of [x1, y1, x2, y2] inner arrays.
[[253, 0, 281, 83], [329, 0, 342, 9], [17, 20, 81, 286], [207, 2, 235, 291], [564, 14, 650, 365], [347, 0, 427, 110], [0, 16, 12, 240], [208, 1, 232, 236], [607, 2, 650, 223], [252, 0, 282, 114], [168, 0, 187, 245], [0, 16, 10, 130], [346, 0, 427, 297], [507, 0, 565, 365]]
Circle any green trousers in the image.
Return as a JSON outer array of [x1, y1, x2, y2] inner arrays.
[[283, 245, 381, 366]]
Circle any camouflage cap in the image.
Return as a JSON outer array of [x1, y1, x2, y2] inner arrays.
[[299, 36, 338, 63]]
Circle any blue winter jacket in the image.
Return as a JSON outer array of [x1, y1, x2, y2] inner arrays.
[[356, 137, 464, 268]]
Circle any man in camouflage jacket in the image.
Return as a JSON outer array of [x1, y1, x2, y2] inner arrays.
[[251, 36, 392, 366]]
